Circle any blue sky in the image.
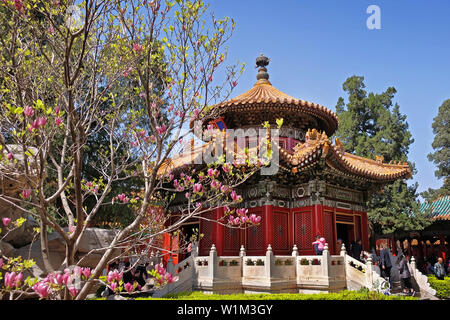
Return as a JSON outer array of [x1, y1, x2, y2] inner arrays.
[[208, 0, 450, 199]]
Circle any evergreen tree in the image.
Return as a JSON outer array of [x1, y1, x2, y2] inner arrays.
[[422, 99, 450, 201], [335, 76, 431, 235]]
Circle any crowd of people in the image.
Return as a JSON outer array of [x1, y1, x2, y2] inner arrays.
[[312, 236, 448, 296], [105, 259, 150, 294]]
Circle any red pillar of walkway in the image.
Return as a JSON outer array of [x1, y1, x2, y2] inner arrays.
[[264, 205, 274, 250], [314, 204, 324, 240], [214, 207, 225, 256]]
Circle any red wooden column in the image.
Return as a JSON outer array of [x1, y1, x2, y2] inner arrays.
[[264, 205, 274, 250], [314, 204, 324, 239], [360, 212, 370, 251], [214, 207, 225, 256]]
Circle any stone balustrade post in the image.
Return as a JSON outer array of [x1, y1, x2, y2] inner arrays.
[[410, 256, 416, 278], [239, 245, 246, 258], [292, 244, 299, 257], [322, 244, 330, 277], [265, 244, 274, 278], [340, 243, 347, 257], [209, 244, 218, 278], [365, 256, 374, 287], [192, 241, 199, 258], [167, 255, 175, 274]]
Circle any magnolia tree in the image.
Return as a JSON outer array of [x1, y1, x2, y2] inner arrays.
[[0, 0, 272, 300]]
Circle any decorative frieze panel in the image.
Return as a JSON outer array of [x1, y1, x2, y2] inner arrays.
[[322, 199, 365, 212], [326, 184, 364, 204]]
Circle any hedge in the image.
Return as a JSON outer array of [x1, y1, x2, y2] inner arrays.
[[134, 289, 417, 300], [427, 275, 450, 299]]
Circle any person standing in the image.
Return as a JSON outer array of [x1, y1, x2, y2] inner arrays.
[[380, 243, 392, 282], [312, 236, 326, 255], [434, 257, 447, 280], [397, 252, 415, 295], [352, 239, 363, 261]]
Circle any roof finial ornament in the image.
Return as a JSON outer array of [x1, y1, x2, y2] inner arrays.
[[255, 53, 270, 83]]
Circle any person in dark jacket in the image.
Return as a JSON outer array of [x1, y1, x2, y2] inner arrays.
[[122, 261, 134, 285], [351, 239, 363, 261], [397, 251, 414, 295], [380, 243, 392, 281]]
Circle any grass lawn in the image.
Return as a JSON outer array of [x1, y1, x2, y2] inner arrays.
[[132, 289, 418, 300]]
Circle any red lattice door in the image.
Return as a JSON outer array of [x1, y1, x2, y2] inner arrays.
[[199, 212, 213, 256], [293, 210, 314, 255], [246, 210, 264, 254], [224, 225, 241, 255], [273, 211, 289, 252]]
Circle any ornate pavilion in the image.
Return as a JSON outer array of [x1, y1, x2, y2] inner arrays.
[[163, 55, 412, 262]]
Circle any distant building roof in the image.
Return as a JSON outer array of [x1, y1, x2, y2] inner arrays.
[[420, 195, 450, 220]]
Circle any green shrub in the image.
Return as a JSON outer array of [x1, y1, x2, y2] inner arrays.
[[427, 275, 450, 299]]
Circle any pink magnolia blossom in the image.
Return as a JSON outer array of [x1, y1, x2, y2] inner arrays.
[[4, 272, 18, 289], [2, 217, 11, 227], [249, 214, 261, 224], [33, 282, 49, 298], [117, 193, 128, 202], [54, 273, 65, 285], [73, 266, 82, 277], [14, 0, 23, 12], [236, 208, 248, 216], [29, 119, 40, 132], [124, 282, 134, 293], [187, 243, 192, 252], [156, 124, 167, 135], [167, 105, 174, 112], [232, 81, 237, 87], [193, 183, 203, 194], [109, 281, 118, 292], [107, 270, 123, 283], [7, 152, 13, 160], [68, 286, 78, 298], [22, 189, 32, 199], [38, 117, 47, 127], [133, 43, 143, 52], [81, 267, 91, 279], [24, 106, 34, 117], [230, 191, 242, 203], [210, 180, 221, 190], [240, 216, 248, 223], [55, 117, 63, 126], [168, 173, 174, 181]]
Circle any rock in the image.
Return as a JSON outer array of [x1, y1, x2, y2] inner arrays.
[[0, 240, 14, 257], [0, 210, 40, 248], [11, 228, 121, 275], [76, 228, 120, 254], [14, 240, 65, 277]]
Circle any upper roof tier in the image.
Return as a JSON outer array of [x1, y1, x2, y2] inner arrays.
[[203, 54, 339, 137]]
